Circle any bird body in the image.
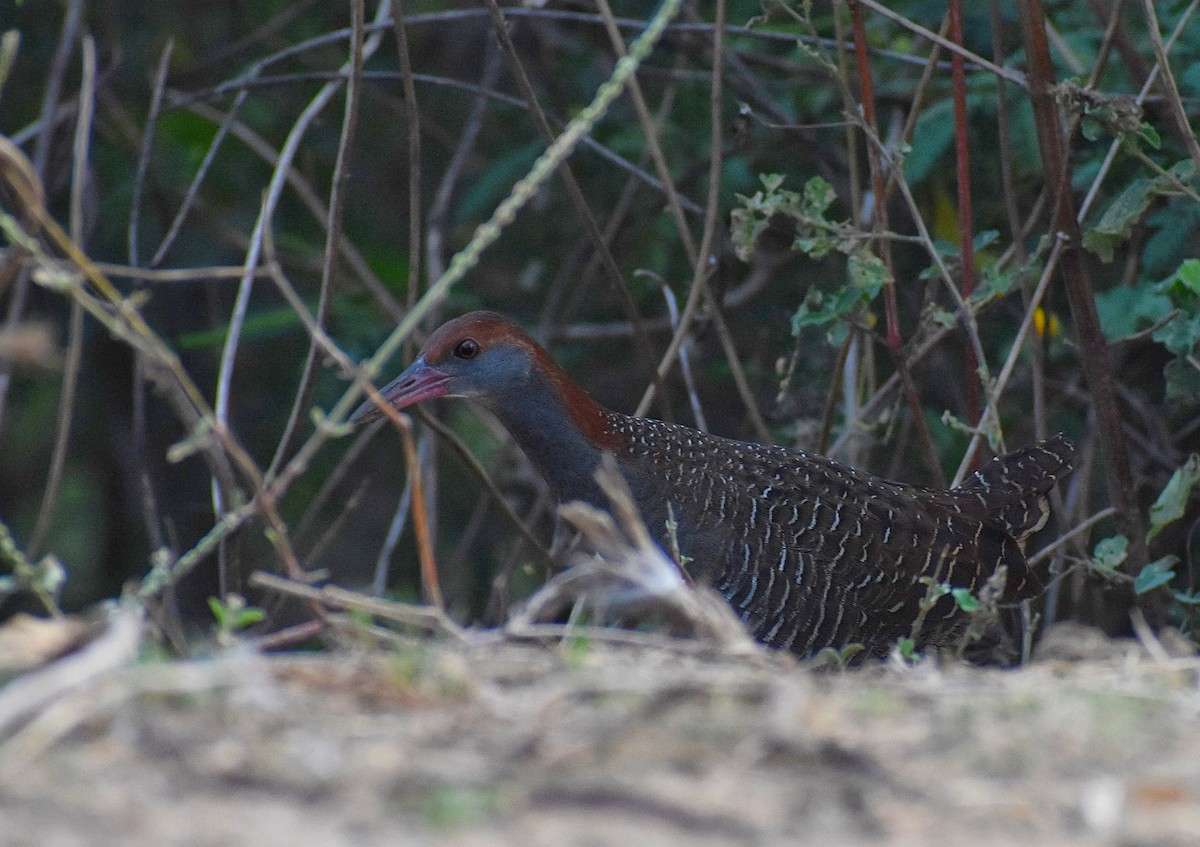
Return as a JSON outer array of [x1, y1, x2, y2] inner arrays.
[[353, 311, 1074, 658]]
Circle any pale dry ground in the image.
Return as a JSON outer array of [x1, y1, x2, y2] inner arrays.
[[0, 616, 1198, 847]]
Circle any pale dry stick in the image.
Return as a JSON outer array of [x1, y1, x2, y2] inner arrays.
[[543, 70, 680, 333], [1130, 606, 1173, 664], [27, 37, 95, 562], [0, 629, 278, 785], [1027, 506, 1117, 567], [293, 434, 376, 547], [1044, 19, 1086, 76], [266, 0, 368, 484], [0, 219, 233, 487], [251, 570, 466, 639], [208, 3, 393, 588], [659, 282, 708, 432], [0, 601, 143, 743], [1138, 0, 1200, 174], [91, 263, 262, 282], [261, 253, 357, 376], [149, 5, 393, 276], [299, 473, 372, 574], [163, 11, 948, 89], [195, 0, 322, 74], [884, 14, 950, 207], [708, 294, 774, 445], [30, 0, 82, 182]]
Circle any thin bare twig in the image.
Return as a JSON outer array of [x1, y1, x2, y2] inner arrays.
[[28, 37, 95, 559], [1137, 0, 1200, 173], [425, 40, 499, 286], [0, 0, 84, 434], [481, 0, 673, 421], [250, 570, 466, 639], [635, 0, 728, 420], [390, 0, 424, 314], [266, 0, 368, 483]]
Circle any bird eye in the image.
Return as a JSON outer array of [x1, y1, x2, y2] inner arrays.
[[454, 338, 480, 360]]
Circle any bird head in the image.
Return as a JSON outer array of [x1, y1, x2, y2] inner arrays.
[[349, 311, 544, 427]]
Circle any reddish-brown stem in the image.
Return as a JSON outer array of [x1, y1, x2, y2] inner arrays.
[[949, 0, 980, 430], [396, 410, 443, 610], [847, 1, 946, 485], [848, 2, 900, 353], [1016, 0, 1148, 579]]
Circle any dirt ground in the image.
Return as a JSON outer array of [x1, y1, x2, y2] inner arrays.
[[0, 612, 1198, 847]]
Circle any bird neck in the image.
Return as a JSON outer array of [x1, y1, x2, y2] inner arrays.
[[480, 351, 625, 507]]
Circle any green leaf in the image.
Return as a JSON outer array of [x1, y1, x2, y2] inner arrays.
[[1095, 285, 1173, 340], [1083, 177, 1156, 263], [1090, 535, 1128, 571], [929, 305, 957, 328], [972, 230, 1000, 252], [1156, 256, 1200, 299], [1164, 358, 1200, 405], [802, 175, 836, 214], [1144, 204, 1200, 278], [1152, 313, 1200, 357], [848, 251, 889, 297], [1147, 454, 1200, 541], [950, 587, 979, 612], [1134, 556, 1179, 595], [1139, 122, 1162, 150]]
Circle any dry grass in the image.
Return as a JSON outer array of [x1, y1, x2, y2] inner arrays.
[[1, 626, 1198, 846]]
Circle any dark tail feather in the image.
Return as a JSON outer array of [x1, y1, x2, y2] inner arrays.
[[954, 433, 1075, 544]]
